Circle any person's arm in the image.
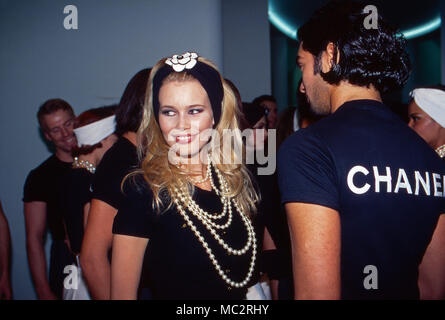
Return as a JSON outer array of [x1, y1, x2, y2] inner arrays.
[[418, 214, 445, 299], [0, 201, 12, 300], [80, 199, 116, 300], [111, 234, 148, 300], [24, 201, 57, 300], [262, 227, 279, 300], [285, 202, 341, 300], [83, 202, 90, 229]]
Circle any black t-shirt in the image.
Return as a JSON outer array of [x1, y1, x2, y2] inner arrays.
[[61, 168, 94, 254], [23, 155, 72, 241], [91, 136, 138, 209], [278, 99, 445, 299], [113, 174, 259, 300]]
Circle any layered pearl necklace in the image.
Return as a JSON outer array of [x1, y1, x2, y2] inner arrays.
[[173, 153, 257, 288], [72, 156, 96, 174], [186, 162, 210, 184], [436, 144, 445, 158]]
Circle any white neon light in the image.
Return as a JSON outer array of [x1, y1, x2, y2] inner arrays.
[[268, 10, 442, 41], [268, 9, 297, 39], [401, 16, 441, 39]]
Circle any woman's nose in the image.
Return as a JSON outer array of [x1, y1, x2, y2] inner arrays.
[[177, 112, 190, 130]]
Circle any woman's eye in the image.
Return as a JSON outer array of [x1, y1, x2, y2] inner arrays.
[[161, 110, 176, 116], [189, 108, 203, 115]]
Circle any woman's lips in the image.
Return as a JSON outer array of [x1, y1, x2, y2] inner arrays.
[[175, 134, 195, 144]]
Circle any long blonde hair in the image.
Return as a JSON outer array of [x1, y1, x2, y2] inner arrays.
[[135, 56, 259, 216]]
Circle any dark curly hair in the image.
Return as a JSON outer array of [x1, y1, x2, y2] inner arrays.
[[298, 0, 411, 93]]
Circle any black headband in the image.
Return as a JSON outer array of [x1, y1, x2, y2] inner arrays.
[[152, 54, 223, 125]]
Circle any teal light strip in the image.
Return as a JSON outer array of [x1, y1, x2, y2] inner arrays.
[[268, 9, 442, 41], [401, 16, 441, 39], [268, 9, 297, 39]]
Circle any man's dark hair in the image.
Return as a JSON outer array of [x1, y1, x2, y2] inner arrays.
[[115, 68, 151, 135], [37, 98, 75, 131], [252, 95, 276, 108], [298, 0, 411, 93]]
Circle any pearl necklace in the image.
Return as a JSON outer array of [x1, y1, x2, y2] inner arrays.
[[436, 144, 445, 158], [173, 154, 257, 288], [186, 159, 211, 184], [72, 157, 96, 174]]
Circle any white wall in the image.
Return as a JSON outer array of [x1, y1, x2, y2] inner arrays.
[[221, 0, 271, 102], [0, 0, 224, 300]]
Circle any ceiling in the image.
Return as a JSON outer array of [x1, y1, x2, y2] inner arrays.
[[269, 0, 441, 40]]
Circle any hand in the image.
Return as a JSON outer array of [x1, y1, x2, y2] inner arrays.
[[0, 275, 12, 300], [37, 287, 57, 300]]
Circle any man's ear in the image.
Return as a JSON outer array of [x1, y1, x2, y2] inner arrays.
[[321, 42, 339, 73], [43, 130, 52, 142]]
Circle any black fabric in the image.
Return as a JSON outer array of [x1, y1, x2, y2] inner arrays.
[[61, 168, 94, 254], [23, 155, 72, 241], [91, 136, 138, 209], [113, 174, 259, 300], [248, 163, 292, 280], [49, 239, 76, 299], [278, 99, 445, 299]]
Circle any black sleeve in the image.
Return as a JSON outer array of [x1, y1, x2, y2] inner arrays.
[[91, 153, 123, 209], [23, 169, 47, 202], [112, 177, 155, 239], [277, 130, 340, 211]]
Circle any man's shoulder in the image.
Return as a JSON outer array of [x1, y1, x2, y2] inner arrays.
[[26, 155, 57, 177], [279, 122, 328, 155]]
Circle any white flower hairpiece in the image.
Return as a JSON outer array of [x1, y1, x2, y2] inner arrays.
[[165, 52, 198, 72]]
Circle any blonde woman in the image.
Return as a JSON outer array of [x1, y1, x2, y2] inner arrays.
[[111, 53, 259, 299]]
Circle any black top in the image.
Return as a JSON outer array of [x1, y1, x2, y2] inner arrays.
[[248, 162, 292, 279], [61, 168, 94, 254], [23, 155, 72, 241], [113, 174, 259, 300], [91, 136, 138, 209], [278, 100, 445, 299]]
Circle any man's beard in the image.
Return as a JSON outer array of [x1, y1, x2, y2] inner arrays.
[[306, 82, 330, 116]]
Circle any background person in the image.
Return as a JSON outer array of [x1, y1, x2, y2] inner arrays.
[[252, 95, 278, 129], [81, 68, 150, 300], [0, 200, 12, 300], [111, 52, 259, 299], [408, 85, 445, 158], [23, 99, 77, 299], [61, 106, 117, 299]]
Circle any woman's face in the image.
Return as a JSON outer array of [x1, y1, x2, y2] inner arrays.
[[158, 79, 214, 163], [261, 100, 277, 129], [408, 101, 442, 148]]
